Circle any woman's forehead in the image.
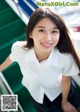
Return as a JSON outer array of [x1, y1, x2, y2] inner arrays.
[[34, 18, 58, 29]]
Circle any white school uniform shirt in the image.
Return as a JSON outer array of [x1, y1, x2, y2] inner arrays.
[[10, 41, 79, 104]]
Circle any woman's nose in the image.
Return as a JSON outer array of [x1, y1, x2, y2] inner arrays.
[[44, 32, 52, 41]]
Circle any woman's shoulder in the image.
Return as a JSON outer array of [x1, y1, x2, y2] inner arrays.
[[56, 49, 73, 64], [56, 48, 71, 59], [10, 41, 28, 61], [12, 41, 28, 50], [12, 41, 27, 47], [11, 41, 29, 57]]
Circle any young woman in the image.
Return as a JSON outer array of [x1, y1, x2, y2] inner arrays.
[[0, 8, 80, 112]]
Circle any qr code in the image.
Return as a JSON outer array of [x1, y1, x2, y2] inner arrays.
[[1, 94, 18, 111]]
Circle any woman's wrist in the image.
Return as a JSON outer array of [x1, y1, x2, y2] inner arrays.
[[61, 100, 67, 106]]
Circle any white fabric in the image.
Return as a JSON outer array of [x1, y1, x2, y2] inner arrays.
[[10, 41, 80, 104]]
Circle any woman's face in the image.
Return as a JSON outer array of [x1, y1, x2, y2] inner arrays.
[[29, 18, 60, 54]]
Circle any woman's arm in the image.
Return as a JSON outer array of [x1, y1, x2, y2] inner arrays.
[[0, 55, 13, 72], [61, 75, 70, 105], [61, 75, 78, 112]]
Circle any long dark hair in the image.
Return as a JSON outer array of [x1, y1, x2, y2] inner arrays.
[[26, 8, 80, 75]]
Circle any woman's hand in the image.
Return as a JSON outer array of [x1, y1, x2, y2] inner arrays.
[[61, 101, 78, 112]]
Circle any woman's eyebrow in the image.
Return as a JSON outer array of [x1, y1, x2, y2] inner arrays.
[[37, 26, 59, 29], [37, 26, 45, 28], [53, 27, 59, 29]]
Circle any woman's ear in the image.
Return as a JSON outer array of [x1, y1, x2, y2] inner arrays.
[[29, 33, 33, 38]]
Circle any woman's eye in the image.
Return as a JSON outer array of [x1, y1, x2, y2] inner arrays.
[[39, 29, 45, 32], [52, 30, 58, 33]]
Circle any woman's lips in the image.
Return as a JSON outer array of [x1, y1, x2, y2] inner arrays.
[[41, 43, 52, 48]]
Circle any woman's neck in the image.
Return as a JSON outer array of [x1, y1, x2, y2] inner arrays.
[[34, 49, 51, 62]]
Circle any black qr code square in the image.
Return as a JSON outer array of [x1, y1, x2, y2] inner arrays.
[[1, 94, 18, 111]]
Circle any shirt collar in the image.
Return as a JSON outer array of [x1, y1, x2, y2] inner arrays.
[[25, 48, 36, 61], [25, 47, 58, 66], [46, 47, 58, 66]]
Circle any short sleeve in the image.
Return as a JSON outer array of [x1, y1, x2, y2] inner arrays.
[[63, 54, 80, 76], [10, 41, 26, 62]]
